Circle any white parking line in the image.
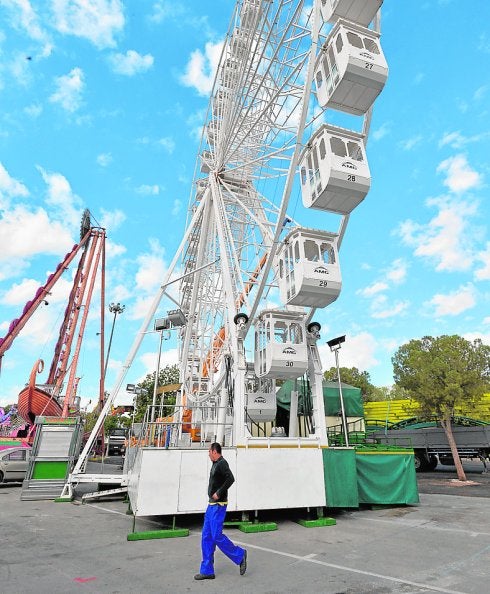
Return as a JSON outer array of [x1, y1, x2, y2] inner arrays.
[[234, 541, 468, 594]]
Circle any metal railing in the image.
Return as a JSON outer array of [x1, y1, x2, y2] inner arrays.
[[128, 404, 234, 451]]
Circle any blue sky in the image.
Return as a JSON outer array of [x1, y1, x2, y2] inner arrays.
[[1, 0, 489, 409]]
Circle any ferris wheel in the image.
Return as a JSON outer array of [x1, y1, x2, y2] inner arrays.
[[176, 0, 387, 425], [72, 0, 388, 499]]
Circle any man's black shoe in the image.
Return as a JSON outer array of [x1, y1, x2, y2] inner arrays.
[[239, 550, 247, 576], [194, 573, 215, 580]]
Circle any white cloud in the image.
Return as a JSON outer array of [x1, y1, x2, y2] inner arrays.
[[108, 50, 154, 76], [49, 67, 84, 112], [358, 281, 387, 298], [110, 283, 131, 302], [24, 103, 43, 118], [171, 199, 182, 216], [1, 277, 39, 305], [386, 259, 407, 284], [397, 196, 476, 272], [128, 294, 155, 321], [462, 331, 490, 346], [51, 0, 125, 49], [99, 208, 126, 231], [180, 40, 223, 96], [149, 0, 185, 24], [186, 107, 207, 140], [135, 238, 166, 292], [136, 184, 160, 195], [0, 206, 73, 267], [436, 154, 482, 193], [427, 283, 476, 317], [97, 152, 113, 166], [483, 317, 490, 325], [398, 135, 423, 151], [475, 242, 490, 281], [371, 301, 409, 319], [105, 239, 126, 259], [139, 347, 179, 377], [37, 166, 83, 228], [319, 332, 379, 372], [1, 0, 53, 56], [438, 131, 490, 149], [473, 85, 488, 102], [0, 162, 29, 208], [157, 137, 175, 154], [372, 121, 390, 141]]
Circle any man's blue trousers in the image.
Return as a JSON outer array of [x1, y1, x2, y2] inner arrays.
[[200, 503, 245, 575]]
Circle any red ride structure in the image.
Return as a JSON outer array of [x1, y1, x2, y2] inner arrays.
[[0, 210, 107, 431]]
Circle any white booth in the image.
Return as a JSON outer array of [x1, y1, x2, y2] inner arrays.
[[277, 227, 342, 308], [299, 123, 370, 214], [245, 364, 276, 422], [254, 310, 308, 379], [314, 19, 388, 116], [320, 0, 383, 27]]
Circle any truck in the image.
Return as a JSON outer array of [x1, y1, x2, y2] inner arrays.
[[369, 417, 490, 472], [106, 428, 128, 456]]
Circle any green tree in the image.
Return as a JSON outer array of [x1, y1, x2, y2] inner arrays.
[[392, 335, 490, 481], [134, 364, 180, 421], [324, 366, 375, 401], [369, 384, 411, 402]]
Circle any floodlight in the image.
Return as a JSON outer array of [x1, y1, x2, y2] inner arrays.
[[326, 335, 345, 350]]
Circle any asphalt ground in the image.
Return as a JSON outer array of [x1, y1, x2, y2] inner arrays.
[[1, 459, 489, 594]]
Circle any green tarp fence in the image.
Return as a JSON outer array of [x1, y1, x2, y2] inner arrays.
[[355, 449, 419, 505], [322, 447, 419, 508], [322, 448, 359, 508], [276, 380, 364, 417]]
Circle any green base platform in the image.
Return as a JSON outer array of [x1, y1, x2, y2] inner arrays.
[[239, 522, 277, 533], [297, 517, 336, 528], [127, 528, 189, 541]]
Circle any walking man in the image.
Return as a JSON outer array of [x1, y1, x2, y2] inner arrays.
[[194, 442, 247, 580]]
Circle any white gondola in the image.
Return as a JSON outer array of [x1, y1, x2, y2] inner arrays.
[[314, 19, 388, 116], [246, 365, 276, 422], [221, 58, 240, 88], [241, 0, 262, 29], [213, 89, 230, 117], [200, 150, 213, 173], [206, 120, 220, 146], [196, 179, 208, 200], [277, 227, 341, 308], [254, 310, 308, 380], [299, 123, 370, 214], [320, 0, 383, 27], [231, 28, 249, 57]]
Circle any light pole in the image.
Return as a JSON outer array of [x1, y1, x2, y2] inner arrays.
[[104, 302, 125, 379], [327, 335, 349, 447]]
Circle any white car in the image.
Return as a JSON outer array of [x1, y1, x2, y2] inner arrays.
[[0, 447, 31, 484]]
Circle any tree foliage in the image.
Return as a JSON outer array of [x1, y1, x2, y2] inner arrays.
[[392, 335, 490, 480], [134, 364, 180, 421], [323, 366, 375, 401], [392, 335, 490, 417]]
